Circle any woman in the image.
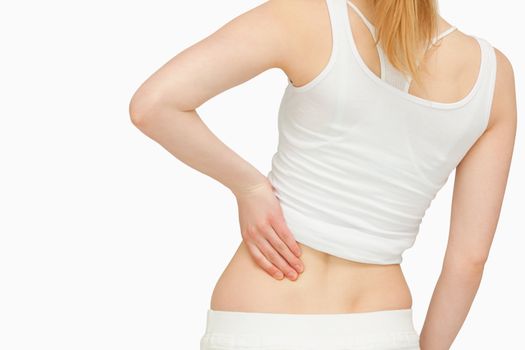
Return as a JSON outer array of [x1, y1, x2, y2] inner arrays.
[[129, 0, 517, 349]]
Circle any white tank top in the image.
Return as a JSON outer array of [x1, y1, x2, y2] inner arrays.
[[266, 0, 498, 264]]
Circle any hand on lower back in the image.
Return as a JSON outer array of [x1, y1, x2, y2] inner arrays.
[[234, 179, 304, 281]]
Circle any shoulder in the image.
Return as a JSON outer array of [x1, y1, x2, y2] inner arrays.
[[226, 0, 326, 70], [264, 0, 334, 78], [263, 0, 327, 17], [438, 31, 483, 78], [447, 31, 515, 85], [488, 45, 517, 128], [249, 0, 327, 32], [493, 46, 515, 88], [452, 33, 515, 93], [262, 0, 331, 50], [451, 31, 515, 84], [443, 31, 516, 125]]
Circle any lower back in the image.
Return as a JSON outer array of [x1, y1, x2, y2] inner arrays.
[[209, 241, 413, 313]]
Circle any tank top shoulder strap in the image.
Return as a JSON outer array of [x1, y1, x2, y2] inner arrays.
[[325, 0, 352, 53], [472, 36, 498, 129]]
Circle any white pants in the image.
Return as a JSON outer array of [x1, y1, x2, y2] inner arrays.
[[200, 308, 420, 350]]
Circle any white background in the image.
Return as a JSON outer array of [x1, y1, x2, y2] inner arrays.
[[0, 0, 523, 349]]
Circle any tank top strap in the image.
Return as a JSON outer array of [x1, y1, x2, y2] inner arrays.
[[323, 0, 353, 61], [474, 37, 498, 129]]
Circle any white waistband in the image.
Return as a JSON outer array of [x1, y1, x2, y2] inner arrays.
[[201, 308, 420, 349]]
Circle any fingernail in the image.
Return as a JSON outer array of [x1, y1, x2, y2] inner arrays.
[[274, 271, 284, 280], [295, 264, 303, 273], [288, 271, 297, 280]]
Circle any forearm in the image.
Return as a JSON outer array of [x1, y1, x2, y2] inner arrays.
[[131, 105, 269, 196], [419, 263, 485, 350]]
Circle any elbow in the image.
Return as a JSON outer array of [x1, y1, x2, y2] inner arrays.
[[129, 81, 196, 128], [443, 254, 488, 275], [129, 90, 160, 129], [462, 257, 488, 274], [128, 96, 145, 128]]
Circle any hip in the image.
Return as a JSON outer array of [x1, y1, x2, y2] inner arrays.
[[209, 240, 413, 314]]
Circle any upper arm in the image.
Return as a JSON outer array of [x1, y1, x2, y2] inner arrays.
[[443, 48, 517, 270], [129, 0, 294, 118]]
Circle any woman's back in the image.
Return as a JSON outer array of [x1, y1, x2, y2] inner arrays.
[[210, 0, 496, 314], [284, 0, 485, 105], [267, 0, 496, 265]]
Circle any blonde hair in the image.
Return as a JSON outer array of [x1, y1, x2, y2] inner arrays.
[[373, 0, 439, 82]]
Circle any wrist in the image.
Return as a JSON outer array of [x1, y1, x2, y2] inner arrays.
[[231, 178, 274, 199]]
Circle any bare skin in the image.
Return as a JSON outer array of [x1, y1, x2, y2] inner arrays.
[[210, 240, 413, 313], [129, 0, 516, 348]]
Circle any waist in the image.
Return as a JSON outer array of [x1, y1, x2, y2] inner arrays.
[[210, 241, 412, 314], [201, 308, 420, 349], [266, 169, 422, 265]]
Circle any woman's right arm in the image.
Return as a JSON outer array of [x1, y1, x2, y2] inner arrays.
[[128, 1, 305, 281], [419, 48, 517, 349]]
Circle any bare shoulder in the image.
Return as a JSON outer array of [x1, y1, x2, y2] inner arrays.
[[265, 0, 328, 26], [240, 0, 328, 71], [450, 31, 516, 88], [437, 30, 483, 79], [262, 0, 328, 35], [265, 0, 331, 74], [442, 29, 516, 127]]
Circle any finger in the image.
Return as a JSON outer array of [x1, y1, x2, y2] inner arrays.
[[255, 235, 298, 281], [245, 241, 284, 280], [264, 226, 304, 275], [270, 214, 302, 258]]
